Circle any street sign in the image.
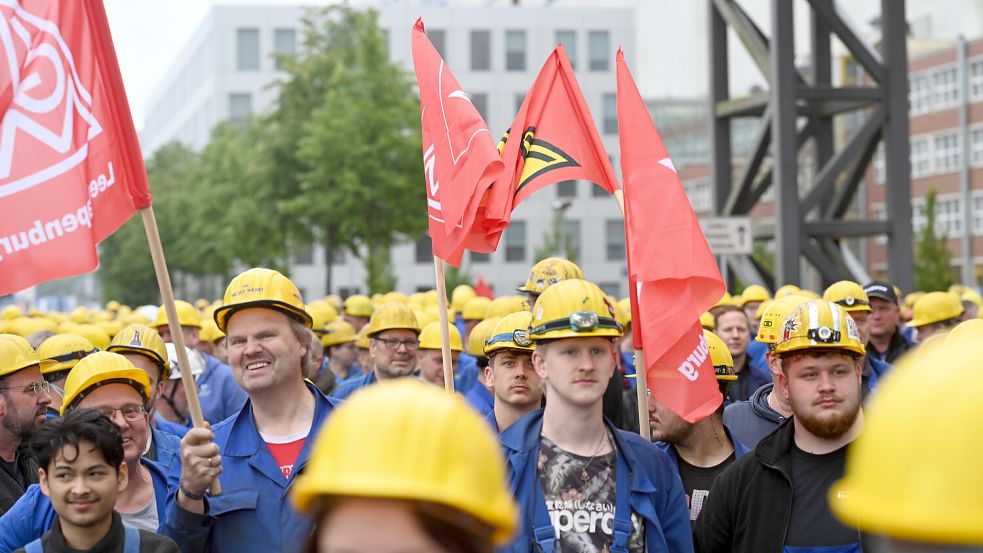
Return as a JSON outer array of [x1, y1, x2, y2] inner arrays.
[[699, 217, 753, 255]]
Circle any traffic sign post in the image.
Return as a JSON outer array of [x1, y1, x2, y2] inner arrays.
[[699, 217, 753, 255]]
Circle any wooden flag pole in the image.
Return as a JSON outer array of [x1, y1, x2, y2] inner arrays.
[[433, 257, 456, 392], [613, 190, 650, 440], [141, 207, 221, 495]]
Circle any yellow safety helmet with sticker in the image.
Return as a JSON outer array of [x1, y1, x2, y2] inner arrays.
[[214, 268, 312, 332], [773, 300, 865, 357], [703, 330, 736, 381], [528, 279, 622, 341], [484, 311, 535, 356], [516, 257, 584, 295], [107, 324, 168, 374], [755, 299, 798, 347]]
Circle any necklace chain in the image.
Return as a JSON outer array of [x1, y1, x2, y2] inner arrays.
[[580, 429, 612, 483]]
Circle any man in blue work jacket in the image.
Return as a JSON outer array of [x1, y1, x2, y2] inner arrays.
[[159, 268, 339, 553], [499, 279, 693, 552]]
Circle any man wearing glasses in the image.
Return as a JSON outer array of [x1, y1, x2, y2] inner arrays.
[[0, 350, 171, 549], [0, 335, 54, 516], [331, 302, 421, 400]]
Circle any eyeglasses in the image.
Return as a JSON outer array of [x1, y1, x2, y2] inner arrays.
[[375, 337, 420, 351], [93, 404, 147, 422], [0, 380, 50, 397]]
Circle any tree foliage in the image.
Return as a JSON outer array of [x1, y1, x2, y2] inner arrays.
[[97, 5, 423, 301], [914, 189, 955, 292]]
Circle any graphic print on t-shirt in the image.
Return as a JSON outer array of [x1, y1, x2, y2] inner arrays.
[[675, 451, 736, 523], [261, 428, 310, 480], [538, 435, 645, 552]]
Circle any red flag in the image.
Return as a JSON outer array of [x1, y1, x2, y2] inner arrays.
[[478, 45, 619, 250], [411, 19, 504, 266], [0, 0, 150, 295], [473, 274, 494, 299], [617, 49, 726, 423]]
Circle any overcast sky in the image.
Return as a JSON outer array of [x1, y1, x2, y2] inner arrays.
[[103, 0, 884, 132]]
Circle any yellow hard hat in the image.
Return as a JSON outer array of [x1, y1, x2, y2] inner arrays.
[[773, 300, 865, 357], [199, 317, 226, 344], [797, 289, 821, 300], [450, 285, 476, 312], [467, 317, 502, 358], [713, 291, 733, 309], [0, 334, 53, 376], [96, 320, 124, 339], [421, 290, 440, 307], [823, 280, 871, 313], [343, 295, 375, 318], [960, 288, 983, 307], [739, 284, 771, 306], [461, 297, 492, 321], [830, 338, 983, 545], [61, 351, 152, 416], [290, 379, 518, 544], [307, 301, 339, 334], [484, 311, 535, 356], [381, 291, 409, 304], [321, 320, 357, 348], [37, 334, 97, 375], [753, 300, 773, 321], [700, 311, 715, 330], [107, 324, 168, 373], [517, 257, 584, 295], [608, 295, 631, 329], [904, 291, 926, 309], [1, 305, 23, 320], [214, 268, 312, 332], [413, 309, 438, 328], [418, 321, 463, 352], [774, 284, 801, 298], [755, 299, 797, 346], [948, 283, 968, 295], [704, 330, 736, 381], [105, 300, 122, 312], [617, 298, 632, 325], [528, 279, 622, 342], [946, 318, 983, 347], [485, 296, 526, 320], [325, 294, 343, 310], [153, 300, 202, 330], [194, 298, 210, 311], [423, 304, 456, 324], [69, 307, 92, 324], [72, 324, 111, 351], [906, 291, 964, 328], [355, 325, 371, 350], [366, 302, 421, 337]]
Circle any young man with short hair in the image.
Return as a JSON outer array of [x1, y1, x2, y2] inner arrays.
[[500, 279, 692, 552], [695, 300, 866, 553], [415, 321, 461, 387], [713, 306, 769, 402], [15, 409, 178, 553], [483, 311, 541, 432]]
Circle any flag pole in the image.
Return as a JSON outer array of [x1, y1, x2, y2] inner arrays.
[[140, 207, 221, 495], [433, 257, 456, 392], [613, 190, 650, 440]]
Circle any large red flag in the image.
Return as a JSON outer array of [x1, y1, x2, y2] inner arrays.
[[476, 45, 619, 251], [617, 49, 726, 423], [0, 0, 150, 295], [411, 19, 504, 266]]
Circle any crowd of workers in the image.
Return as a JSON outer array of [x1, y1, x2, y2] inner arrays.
[[0, 256, 979, 552]]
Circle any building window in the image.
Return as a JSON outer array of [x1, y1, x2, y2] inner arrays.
[[471, 92, 489, 122], [293, 246, 313, 265], [471, 251, 490, 263], [556, 30, 577, 70], [236, 29, 260, 71], [471, 30, 491, 71], [972, 194, 983, 235], [505, 30, 526, 71], [605, 219, 625, 260], [589, 31, 610, 71], [429, 29, 446, 58], [934, 196, 964, 236], [415, 234, 432, 263], [602, 93, 617, 134], [330, 247, 346, 265], [686, 180, 712, 212], [971, 60, 983, 100], [972, 128, 983, 167], [563, 220, 581, 260], [229, 93, 252, 122], [934, 132, 961, 174], [873, 143, 885, 184], [912, 198, 928, 233], [872, 203, 887, 245], [932, 67, 960, 109], [273, 29, 296, 69], [909, 73, 931, 115], [910, 137, 931, 178], [557, 180, 577, 198], [505, 220, 526, 261]]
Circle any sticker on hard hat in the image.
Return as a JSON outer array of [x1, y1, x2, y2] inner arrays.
[[846, 317, 860, 341]]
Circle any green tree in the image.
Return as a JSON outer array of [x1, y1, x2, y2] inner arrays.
[[915, 189, 955, 291]]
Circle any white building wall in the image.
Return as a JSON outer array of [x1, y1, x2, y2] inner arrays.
[[141, 3, 635, 300]]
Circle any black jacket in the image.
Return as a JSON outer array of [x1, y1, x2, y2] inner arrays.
[[14, 512, 178, 553], [721, 383, 787, 449], [0, 444, 39, 516]]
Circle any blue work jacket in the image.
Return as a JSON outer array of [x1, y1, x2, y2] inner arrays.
[[197, 354, 248, 424], [499, 410, 694, 552], [329, 369, 377, 400], [159, 382, 338, 553], [454, 353, 479, 394], [151, 426, 182, 474], [155, 413, 191, 439], [0, 459, 170, 553], [464, 382, 494, 419]]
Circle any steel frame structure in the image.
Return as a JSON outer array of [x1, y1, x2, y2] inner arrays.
[[709, 0, 914, 291]]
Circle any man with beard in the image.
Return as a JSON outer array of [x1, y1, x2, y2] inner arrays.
[[0, 335, 54, 515], [482, 312, 541, 432], [695, 300, 866, 553], [651, 331, 749, 528], [331, 302, 421, 400]]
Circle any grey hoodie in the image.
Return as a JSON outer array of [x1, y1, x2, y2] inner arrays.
[[722, 383, 788, 449]]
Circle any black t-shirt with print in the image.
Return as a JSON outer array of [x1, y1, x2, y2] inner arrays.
[[785, 444, 860, 548], [675, 449, 736, 524], [538, 434, 645, 552]]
